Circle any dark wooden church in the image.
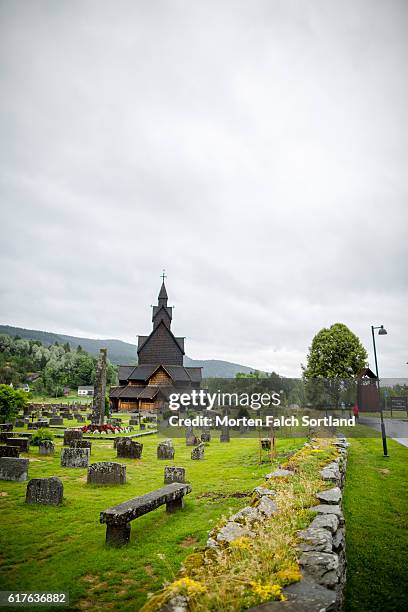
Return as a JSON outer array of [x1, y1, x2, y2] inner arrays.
[[110, 277, 202, 412]]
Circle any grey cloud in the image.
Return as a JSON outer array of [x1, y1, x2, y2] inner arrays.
[[0, 0, 407, 377]]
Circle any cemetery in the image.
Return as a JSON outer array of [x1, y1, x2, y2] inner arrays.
[[0, 284, 406, 611]]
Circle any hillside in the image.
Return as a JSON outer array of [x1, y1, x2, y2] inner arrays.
[[0, 325, 264, 378]]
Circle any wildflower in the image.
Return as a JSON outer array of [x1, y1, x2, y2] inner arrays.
[[250, 581, 286, 602], [230, 537, 253, 550], [276, 563, 302, 585], [169, 577, 207, 596]]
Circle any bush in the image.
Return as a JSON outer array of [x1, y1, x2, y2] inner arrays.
[[0, 384, 27, 422], [30, 429, 54, 446]]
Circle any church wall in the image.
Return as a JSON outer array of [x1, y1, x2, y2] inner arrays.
[[138, 324, 183, 365]]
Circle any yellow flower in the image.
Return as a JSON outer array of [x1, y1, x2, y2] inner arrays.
[[230, 536, 253, 550], [250, 581, 286, 602], [169, 577, 207, 596], [276, 563, 302, 585]]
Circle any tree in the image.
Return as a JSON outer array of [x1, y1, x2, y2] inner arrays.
[[302, 323, 367, 410], [0, 385, 27, 422], [303, 323, 367, 379]]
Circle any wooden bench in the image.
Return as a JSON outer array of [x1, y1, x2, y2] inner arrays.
[[100, 482, 192, 546]]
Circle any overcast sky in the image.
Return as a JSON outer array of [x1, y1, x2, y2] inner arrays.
[[1, 0, 407, 377]]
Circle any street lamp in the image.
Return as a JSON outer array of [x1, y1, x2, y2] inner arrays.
[[371, 325, 388, 457]]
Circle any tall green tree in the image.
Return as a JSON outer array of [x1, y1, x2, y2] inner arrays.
[[302, 323, 367, 409], [303, 323, 367, 379]]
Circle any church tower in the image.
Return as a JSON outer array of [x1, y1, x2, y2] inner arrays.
[[109, 272, 202, 412]]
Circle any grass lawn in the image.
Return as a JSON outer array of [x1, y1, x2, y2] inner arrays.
[[343, 436, 408, 612], [0, 434, 303, 611]]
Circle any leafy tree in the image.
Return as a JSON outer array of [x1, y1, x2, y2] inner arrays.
[[0, 385, 27, 422], [302, 323, 367, 410], [303, 323, 367, 379]]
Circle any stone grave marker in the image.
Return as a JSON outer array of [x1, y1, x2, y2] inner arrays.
[[63, 429, 83, 446], [39, 440, 55, 455], [157, 440, 175, 460], [87, 462, 126, 485], [25, 477, 63, 505], [15, 419, 25, 428], [50, 417, 64, 425], [191, 443, 205, 460], [0, 457, 29, 481], [0, 445, 20, 458], [116, 438, 143, 459], [70, 440, 92, 453], [61, 447, 90, 468], [220, 426, 230, 443], [164, 466, 186, 484], [7, 437, 30, 452]]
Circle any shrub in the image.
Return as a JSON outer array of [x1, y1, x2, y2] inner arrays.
[[30, 429, 54, 446]]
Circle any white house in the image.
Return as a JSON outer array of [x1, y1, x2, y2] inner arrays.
[[78, 386, 94, 397]]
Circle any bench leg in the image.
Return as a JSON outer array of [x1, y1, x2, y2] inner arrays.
[[166, 497, 184, 513], [105, 522, 131, 546]]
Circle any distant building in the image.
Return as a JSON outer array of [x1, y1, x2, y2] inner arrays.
[[110, 276, 202, 412], [78, 386, 94, 396], [18, 384, 30, 393]]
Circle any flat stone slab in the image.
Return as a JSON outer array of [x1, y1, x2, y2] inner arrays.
[[0, 457, 29, 481], [257, 496, 278, 517], [316, 487, 342, 505], [309, 514, 339, 534], [87, 462, 126, 485], [216, 521, 256, 543], [265, 468, 294, 479], [299, 551, 339, 587], [310, 504, 344, 524], [231, 506, 260, 523], [26, 477, 63, 505], [298, 527, 333, 553], [100, 483, 192, 526], [253, 486, 276, 498]]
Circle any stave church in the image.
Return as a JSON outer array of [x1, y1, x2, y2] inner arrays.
[[109, 276, 202, 412]]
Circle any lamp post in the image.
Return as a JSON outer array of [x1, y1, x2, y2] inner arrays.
[[371, 325, 388, 457]]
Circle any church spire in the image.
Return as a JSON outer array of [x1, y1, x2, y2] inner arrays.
[[152, 269, 172, 328], [158, 269, 168, 305]]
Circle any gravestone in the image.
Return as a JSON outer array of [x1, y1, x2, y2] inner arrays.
[[0, 445, 20, 458], [91, 348, 107, 426], [50, 417, 64, 425], [63, 429, 83, 446], [129, 418, 139, 426], [185, 426, 196, 446], [70, 439, 92, 452], [7, 437, 30, 452], [201, 429, 211, 442], [28, 422, 41, 430], [261, 438, 271, 450], [140, 423, 146, 430], [87, 462, 126, 485], [65, 414, 73, 420], [116, 438, 143, 459], [191, 443, 205, 460], [39, 440, 55, 455], [25, 477, 63, 505], [61, 448, 90, 468], [157, 440, 175, 460], [0, 423, 13, 432], [220, 426, 230, 443], [0, 457, 29, 481], [15, 419, 25, 428], [164, 466, 186, 484]]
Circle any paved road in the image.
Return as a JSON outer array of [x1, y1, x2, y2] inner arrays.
[[359, 416, 408, 448]]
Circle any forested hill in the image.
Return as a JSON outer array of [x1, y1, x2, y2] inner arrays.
[[0, 325, 264, 378]]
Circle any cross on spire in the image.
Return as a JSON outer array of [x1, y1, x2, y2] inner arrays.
[[161, 269, 167, 282]]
